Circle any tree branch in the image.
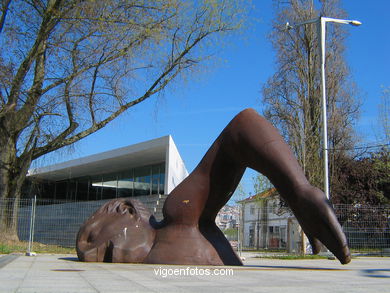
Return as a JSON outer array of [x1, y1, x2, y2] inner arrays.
[[7, 0, 62, 106], [15, 38, 47, 132], [88, 52, 105, 125], [31, 27, 215, 159], [64, 80, 74, 124], [0, 0, 11, 34]]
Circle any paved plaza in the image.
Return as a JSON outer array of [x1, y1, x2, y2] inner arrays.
[[0, 253, 389, 293]]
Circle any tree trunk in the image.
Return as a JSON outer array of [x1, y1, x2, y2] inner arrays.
[[0, 198, 19, 242], [0, 138, 31, 242]]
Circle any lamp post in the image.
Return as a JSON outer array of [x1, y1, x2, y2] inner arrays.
[[286, 17, 361, 200]]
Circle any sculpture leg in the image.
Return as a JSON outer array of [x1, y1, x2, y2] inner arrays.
[[149, 108, 350, 265], [203, 108, 351, 264]]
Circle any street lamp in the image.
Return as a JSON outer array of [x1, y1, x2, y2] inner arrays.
[[286, 17, 361, 200]]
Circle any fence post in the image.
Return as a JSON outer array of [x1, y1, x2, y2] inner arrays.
[[26, 195, 37, 256], [237, 204, 241, 257]]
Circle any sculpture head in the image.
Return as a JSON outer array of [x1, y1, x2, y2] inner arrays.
[[76, 198, 156, 263]]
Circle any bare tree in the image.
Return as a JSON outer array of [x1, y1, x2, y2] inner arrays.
[[0, 0, 248, 240], [261, 0, 360, 189]]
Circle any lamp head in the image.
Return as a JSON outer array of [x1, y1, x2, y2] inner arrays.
[[350, 20, 362, 26]]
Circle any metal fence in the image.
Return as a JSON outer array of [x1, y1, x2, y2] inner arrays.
[[334, 204, 390, 252], [0, 195, 165, 253], [0, 197, 108, 252], [0, 198, 389, 255], [236, 204, 390, 255]]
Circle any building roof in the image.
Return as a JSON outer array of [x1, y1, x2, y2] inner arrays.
[[28, 136, 175, 181], [237, 188, 278, 203]]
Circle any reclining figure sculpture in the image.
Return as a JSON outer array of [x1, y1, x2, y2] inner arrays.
[[76, 108, 351, 265]]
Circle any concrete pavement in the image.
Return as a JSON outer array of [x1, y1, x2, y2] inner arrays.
[[0, 253, 389, 292]]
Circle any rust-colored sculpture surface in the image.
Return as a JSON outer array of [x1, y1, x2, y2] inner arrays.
[[76, 109, 351, 265]]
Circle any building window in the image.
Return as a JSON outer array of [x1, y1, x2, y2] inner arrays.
[[77, 178, 90, 201], [250, 205, 255, 215], [32, 162, 166, 200], [152, 164, 163, 195], [134, 166, 151, 196], [101, 174, 117, 199], [118, 170, 134, 197], [269, 226, 280, 234], [90, 175, 103, 200], [55, 181, 67, 200]]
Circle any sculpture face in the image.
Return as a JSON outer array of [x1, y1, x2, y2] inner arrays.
[[76, 198, 156, 263]]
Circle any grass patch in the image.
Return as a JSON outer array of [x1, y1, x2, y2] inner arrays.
[[243, 249, 286, 253], [350, 248, 384, 254], [254, 254, 328, 260], [0, 240, 75, 255], [0, 241, 25, 254], [0, 243, 12, 254]]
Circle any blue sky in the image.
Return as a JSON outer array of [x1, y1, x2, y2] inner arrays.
[[38, 1, 390, 200]]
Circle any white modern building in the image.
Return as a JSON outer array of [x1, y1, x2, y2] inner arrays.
[[14, 136, 189, 247], [27, 135, 188, 201]]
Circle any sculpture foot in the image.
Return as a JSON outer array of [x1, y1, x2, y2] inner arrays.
[[287, 184, 351, 264]]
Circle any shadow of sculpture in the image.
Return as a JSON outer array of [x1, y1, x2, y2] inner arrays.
[[76, 108, 351, 265], [361, 269, 390, 278]]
